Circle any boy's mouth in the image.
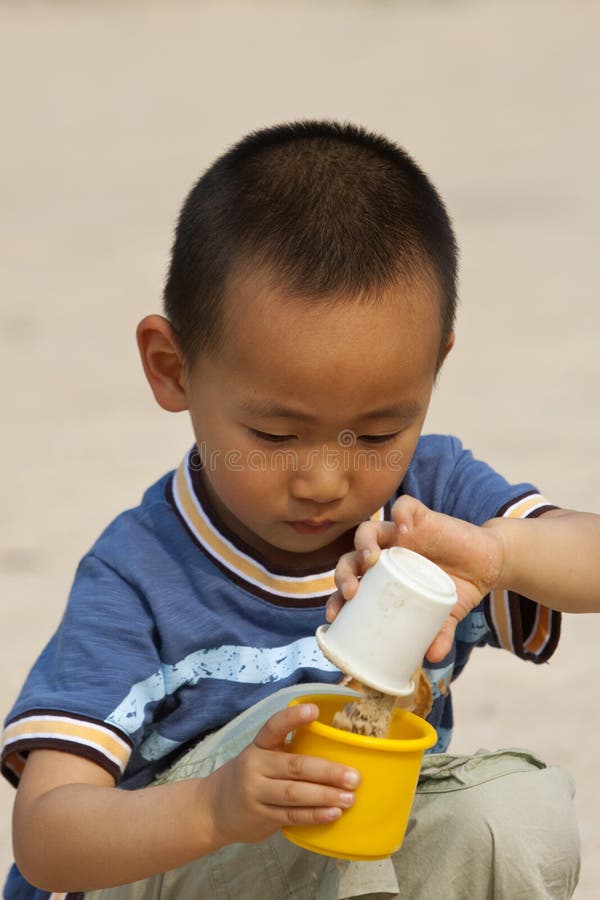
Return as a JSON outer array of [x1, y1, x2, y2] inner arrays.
[[288, 519, 335, 535]]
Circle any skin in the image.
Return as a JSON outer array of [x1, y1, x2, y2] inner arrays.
[[13, 268, 453, 891], [14, 264, 600, 891], [14, 704, 358, 891], [140, 266, 452, 569], [329, 499, 600, 662]]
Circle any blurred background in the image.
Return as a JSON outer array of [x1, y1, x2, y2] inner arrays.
[[1, 0, 599, 895]]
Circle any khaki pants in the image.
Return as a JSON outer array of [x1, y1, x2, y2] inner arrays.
[[86, 685, 580, 900]]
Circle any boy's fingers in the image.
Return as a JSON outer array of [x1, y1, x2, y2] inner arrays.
[[273, 752, 360, 790], [258, 756, 360, 814], [277, 805, 345, 826], [254, 704, 319, 751], [253, 711, 361, 784], [261, 778, 356, 811]]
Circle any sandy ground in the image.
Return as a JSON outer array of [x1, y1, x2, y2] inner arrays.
[[1, 0, 599, 895]]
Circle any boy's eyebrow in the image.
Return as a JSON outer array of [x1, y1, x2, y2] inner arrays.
[[358, 402, 422, 421], [239, 400, 314, 421], [239, 399, 421, 422]]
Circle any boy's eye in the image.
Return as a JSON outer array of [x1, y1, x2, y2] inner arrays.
[[249, 428, 296, 443], [358, 432, 402, 445]]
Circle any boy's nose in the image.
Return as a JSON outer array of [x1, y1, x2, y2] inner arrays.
[[289, 453, 349, 505]]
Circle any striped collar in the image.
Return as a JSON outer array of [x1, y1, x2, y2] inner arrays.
[[166, 448, 389, 607]]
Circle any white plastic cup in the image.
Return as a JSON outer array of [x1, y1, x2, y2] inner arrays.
[[316, 547, 457, 696]]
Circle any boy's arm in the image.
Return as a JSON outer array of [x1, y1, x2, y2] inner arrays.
[[329, 497, 600, 663], [13, 703, 359, 892]]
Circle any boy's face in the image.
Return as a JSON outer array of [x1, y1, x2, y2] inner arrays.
[[181, 268, 448, 567]]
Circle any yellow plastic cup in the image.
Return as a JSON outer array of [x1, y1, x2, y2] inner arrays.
[[282, 693, 437, 860]]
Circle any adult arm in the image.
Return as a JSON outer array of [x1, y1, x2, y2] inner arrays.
[[330, 498, 600, 662]]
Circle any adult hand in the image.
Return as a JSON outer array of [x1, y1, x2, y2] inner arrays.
[[327, 496, 505, 662]]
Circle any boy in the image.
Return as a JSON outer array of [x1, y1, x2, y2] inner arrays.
[[2, 121, 597, 900]]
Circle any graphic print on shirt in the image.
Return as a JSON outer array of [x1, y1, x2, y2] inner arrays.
[[107, 636, 339, 760]]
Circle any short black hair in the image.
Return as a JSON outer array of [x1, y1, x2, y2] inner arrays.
[[164, 120, 458, 363]]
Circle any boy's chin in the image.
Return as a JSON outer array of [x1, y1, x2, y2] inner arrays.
[[259, 525, 355, 565]]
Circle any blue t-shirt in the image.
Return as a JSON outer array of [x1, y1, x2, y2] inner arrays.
[[1, 436, 561, 900]]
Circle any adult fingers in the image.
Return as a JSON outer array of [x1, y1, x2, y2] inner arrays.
[[331, 521, 405, 622], [390, 495, 426, 533], [332, 552, 362, 602], [335, 520, 396, 590], [353, 520, 400, 559], [325, 589, 344, 622], [424, 613, 459, 663]]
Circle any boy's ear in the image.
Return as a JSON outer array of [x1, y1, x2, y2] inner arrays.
[[443, 330, 455, 359], [136, 315, 189, 412], [436, 330, 455, 371]]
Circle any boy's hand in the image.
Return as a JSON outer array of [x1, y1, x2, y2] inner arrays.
[[206, 703, 360, 846], [13, 709, 359, 889], [327, 495, 506, 663]]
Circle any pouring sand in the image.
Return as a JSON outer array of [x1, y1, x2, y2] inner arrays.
[[332, 687, 396, 738]]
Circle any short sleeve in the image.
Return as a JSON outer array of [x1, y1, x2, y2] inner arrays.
[[402, 435, 561, 665], [1, 554, 163, 787], [484, 494, 561, 664]]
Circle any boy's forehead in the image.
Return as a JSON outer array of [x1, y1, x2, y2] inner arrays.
[[200, 267, 443, 419], [218, 265, 442, 361]]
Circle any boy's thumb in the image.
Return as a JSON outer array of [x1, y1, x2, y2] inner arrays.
[[253, 703, 319, 751]]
